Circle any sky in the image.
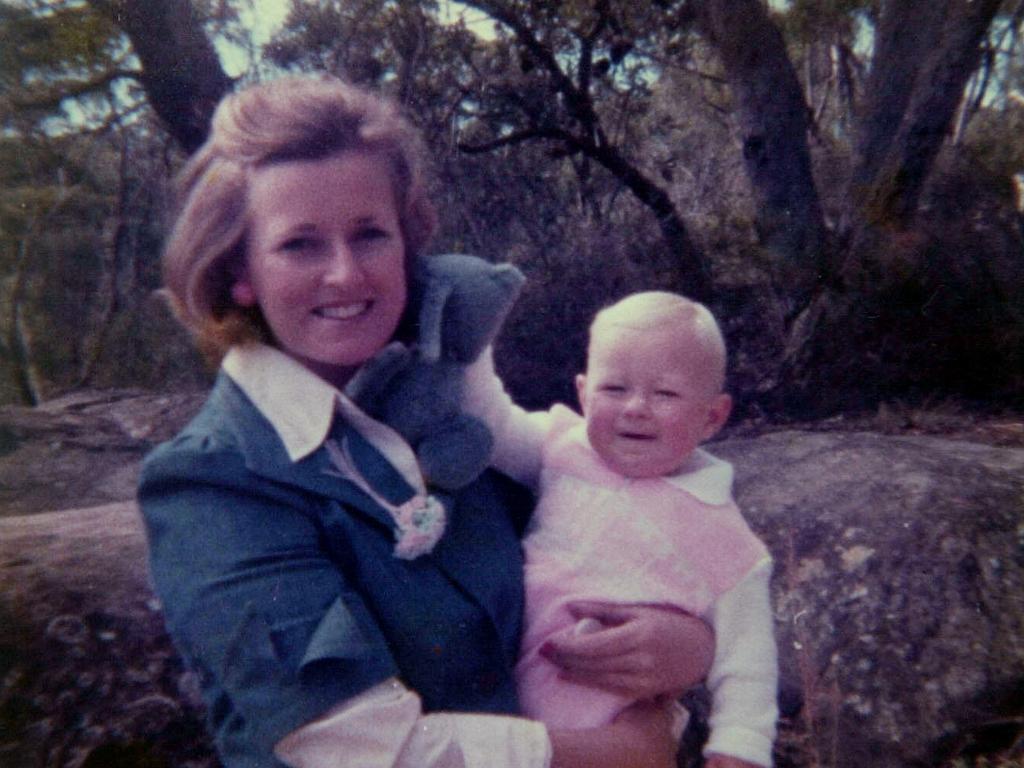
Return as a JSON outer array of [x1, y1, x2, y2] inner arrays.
[[244, 0, 289, 43], [220, 0, 496, 75]]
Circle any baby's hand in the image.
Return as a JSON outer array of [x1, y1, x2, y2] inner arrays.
[[704, 754, 762, 768]]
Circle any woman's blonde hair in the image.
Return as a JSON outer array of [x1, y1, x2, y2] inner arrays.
[[162, 75, 438, 358]]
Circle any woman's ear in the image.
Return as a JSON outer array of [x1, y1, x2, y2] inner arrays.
[[231, 279, 257, 307], [701, 393, 733, 441]]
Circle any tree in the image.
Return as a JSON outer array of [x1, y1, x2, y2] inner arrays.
[[85, 0, 232, 152], [0, 0, 216, 404], [849, 0, 1003, 231]]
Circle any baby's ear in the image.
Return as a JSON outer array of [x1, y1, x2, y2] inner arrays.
[[575, 373, 589, 415], [702, 393, 733, 440]]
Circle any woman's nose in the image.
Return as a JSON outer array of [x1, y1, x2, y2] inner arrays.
[[323, 242, 362, 285]]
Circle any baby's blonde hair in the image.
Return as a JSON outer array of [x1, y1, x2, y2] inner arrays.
[[589, 291, 727, 393]]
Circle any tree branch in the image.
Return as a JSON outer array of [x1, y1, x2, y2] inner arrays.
[[10, 69, 140, 111], [458, 127, 568, 153], [461, 0, 600, 130]]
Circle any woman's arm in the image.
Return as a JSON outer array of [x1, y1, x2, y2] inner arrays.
[[539, 602, 716, 700], [277, 678, 678, 768], [275, 679, 551, 768], [548, 700, 678, 768]]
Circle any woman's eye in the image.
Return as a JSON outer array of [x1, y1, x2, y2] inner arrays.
[[353, 226, 389, 243], [279, 236, 316, 252]]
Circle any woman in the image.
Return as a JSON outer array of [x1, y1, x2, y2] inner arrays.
[[139, 75, 714, 768]]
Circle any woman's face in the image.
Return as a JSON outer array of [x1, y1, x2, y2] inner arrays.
[[233, 151, 407, 387]]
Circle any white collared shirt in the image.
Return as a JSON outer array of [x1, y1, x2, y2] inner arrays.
[[222, 343, 552, 768]]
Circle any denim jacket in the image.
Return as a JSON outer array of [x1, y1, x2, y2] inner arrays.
[[138, 373, 532, 767]]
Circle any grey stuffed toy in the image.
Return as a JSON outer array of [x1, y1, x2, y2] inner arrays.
[[346, 254, 525, 490]]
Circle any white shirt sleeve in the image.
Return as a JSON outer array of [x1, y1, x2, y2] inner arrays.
[[274, 678, 552, 768], [703, 558, 779, 767], [462, 347, 547, 488]]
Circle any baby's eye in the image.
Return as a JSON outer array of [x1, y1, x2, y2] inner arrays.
[[599, 384, 626, 394], [655, 389, 681, 398]]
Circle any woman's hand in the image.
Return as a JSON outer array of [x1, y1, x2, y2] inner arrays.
[[549, 699, 677, 768], [540, 601, 714, 700]]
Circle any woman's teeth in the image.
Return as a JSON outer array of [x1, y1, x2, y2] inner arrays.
[[316, 302, 369, 319]]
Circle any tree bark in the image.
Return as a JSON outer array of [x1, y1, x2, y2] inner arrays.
[[691, 0, 828, 308], [87, 0, 232, 153]]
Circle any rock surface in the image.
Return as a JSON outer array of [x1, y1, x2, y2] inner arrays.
[[1, 392, 1023, 767], [716, 431, 1024, 768], [0, 502, 215, 768]]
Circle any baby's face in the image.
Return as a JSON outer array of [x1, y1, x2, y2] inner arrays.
[[576, 323, 731, 479]]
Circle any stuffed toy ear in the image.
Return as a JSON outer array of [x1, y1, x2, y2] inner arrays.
[[413, 273, 454, 363], [412, 254, 526, 364]]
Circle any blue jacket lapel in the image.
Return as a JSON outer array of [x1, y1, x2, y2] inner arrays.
[[209, 375, 397, 532]]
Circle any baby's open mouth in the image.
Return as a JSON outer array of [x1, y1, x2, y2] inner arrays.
[[618, 432, 655, 440]]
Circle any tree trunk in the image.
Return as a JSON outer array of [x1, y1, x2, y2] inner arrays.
[[78, 134, 132, 388], [8, 237, 44, 406], [848, 0, 1002, 235], [87, 0, 232, 153], [692, 0, 828, 310]]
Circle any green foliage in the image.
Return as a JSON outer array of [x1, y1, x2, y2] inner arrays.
[[963, 101, 1024, 200]]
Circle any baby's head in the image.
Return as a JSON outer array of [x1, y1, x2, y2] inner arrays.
[[576, 291, 732, 479]]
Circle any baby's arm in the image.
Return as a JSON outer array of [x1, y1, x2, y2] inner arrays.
[[463, 346, 547, 488], [703, 558, 778, 767]]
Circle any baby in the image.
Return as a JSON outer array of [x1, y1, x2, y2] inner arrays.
[[471, 291, 778, 768]]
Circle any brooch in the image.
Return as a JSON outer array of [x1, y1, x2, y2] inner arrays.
[[392, 494, 447, 560]]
